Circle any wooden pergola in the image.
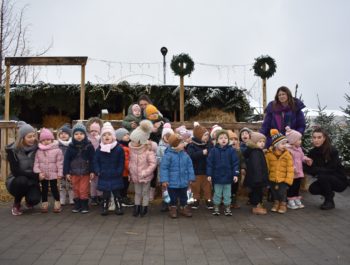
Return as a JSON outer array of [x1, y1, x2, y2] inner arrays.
[[4, 56, 88, 120]]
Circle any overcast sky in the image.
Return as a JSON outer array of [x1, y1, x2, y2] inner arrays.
[[17, 0, 350, 110]]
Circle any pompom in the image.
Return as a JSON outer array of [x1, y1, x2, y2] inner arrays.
[[193, 121, 200, 127], [285, 126, 291, 132], [139, 119, 153, 133], [104, 122, 112, 127], [270, 129, 279, 137], [163, 122, 171, 129]]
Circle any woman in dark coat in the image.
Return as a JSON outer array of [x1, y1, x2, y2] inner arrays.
[[260, 86, 306, 147], [304, 127, 348, 210], [6, 123, 41, 216]]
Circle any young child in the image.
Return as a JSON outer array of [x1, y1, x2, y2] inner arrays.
[[115, 127, 134, 207], [227, 129, 246, 209], [129, 120, 157, 217], [57, 124, 74, 206], [122, 104, 142, 132], [156, 123, 174, 212], [265, 129, 294, 214], [34, 128, 64, 213], [209, 124, 223, 146], [285, 126, 306, 209], [187, 122, 213, 210], [94, 122, 125, 216], [160, 133, 195, 218], [207, 130, 239, 216], [239, 127, 252, 153], [63, 123, 95, 214], [175, 125, 192, 148], [243, 132, 269, 215], [86, 117, 103, 205]]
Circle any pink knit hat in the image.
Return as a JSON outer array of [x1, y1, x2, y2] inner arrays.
[[162, 123, 174, 138], [285, 126, 302, 144], [101, 122, 116, 140], [39, 128, 54, 141], [90, 122, 101, 133], [175, 125, 191, 140], [210, 124, 223, 139]]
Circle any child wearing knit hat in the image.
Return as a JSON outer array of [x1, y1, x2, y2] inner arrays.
[[186, 122, 213, 210], [115, 128, 134, 208], [122, 104, 142, 132], [265, 129, 294, 214], [34, 128, 64, 213], [57, 124, 74, 206], [210, 124, 223, 146], [129, 120, 157, 217], [285, 126, 307, 209], [94, 122, 125, 216], [243, 132, 269, 215], [160, 133, 196, 218], [239, 127, 252, 153], [207, 129, 240, 216], [175, 125, 192, 147], [63, 122, 95, 214]]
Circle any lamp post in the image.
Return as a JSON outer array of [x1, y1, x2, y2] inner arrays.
[[160, 47, 168, 85]]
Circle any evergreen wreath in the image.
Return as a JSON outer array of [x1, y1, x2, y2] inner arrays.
[[170, 53, 195, 77], [253, 55, 277, 79]]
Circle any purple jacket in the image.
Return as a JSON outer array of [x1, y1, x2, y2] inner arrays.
[[287, 145, 306, 178], [260, 98, 306, 147], [34, 141, 64, 180]]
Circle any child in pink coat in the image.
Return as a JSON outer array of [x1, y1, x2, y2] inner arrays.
[[129, 120, 157, 217], [34, 128, 64, 213]]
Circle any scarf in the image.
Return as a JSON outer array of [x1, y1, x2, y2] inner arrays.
[[58, 138, 71, 147], [100, 141, 117, 153]]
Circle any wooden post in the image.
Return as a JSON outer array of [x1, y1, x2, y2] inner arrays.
[[262, 78, 267, 111], [180, 75, 184, 122], [80, 64, 86, 120], [4, 65, 10, 120]]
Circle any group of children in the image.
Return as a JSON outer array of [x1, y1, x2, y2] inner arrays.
[[30, 102, 309, 218]]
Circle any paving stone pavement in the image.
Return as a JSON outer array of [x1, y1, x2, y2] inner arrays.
[[0, 189, 350, 265]]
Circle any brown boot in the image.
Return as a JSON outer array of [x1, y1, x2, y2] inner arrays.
[[179, 205, 192, 217], [53, 201, 62, 213], [271, 201, 279, 212], [278, 202, 287, 214], [169, 206, 177, 218], [41, 202, 49, 213], [252, 203, 267, 215]]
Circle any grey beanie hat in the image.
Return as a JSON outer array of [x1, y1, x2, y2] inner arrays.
[[72, 122, 87, 135], [115, 128, 129, 141], [58, 123, 72, 137], [18, 123, 36, 139]]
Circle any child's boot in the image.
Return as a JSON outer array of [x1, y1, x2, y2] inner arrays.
[[60, 189, 67, 205], [80, 199, 89, 214], [68, 190, 74, 205], [278, 202, 287, 214], [271, 201, 280, 212], [41, 202, 49, 213], [114, 197, 124, 215], [252, 203, 267, 215], [287, 199, 298, 210], [133, 205, 141, 217], [224, 206, 232, 216], [140, 206, 148, 217], [179, 205, 192, 217], [72, 198, 81, 213], [294, 198, 305, 209], [101, 198, 109, 216], [212, 205, 220, 216], [53, 201, 62, 213], [169, 206, 178, 218]]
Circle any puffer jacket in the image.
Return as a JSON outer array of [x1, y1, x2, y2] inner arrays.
[[94, 144, 125, 191], [265, 148, 294, 185], [206, 144, 240, 185], [128, 142, 157, 183], [186, 137, 209, 175], [287, 145, 305, 178], [119, 140, 130, 177], [33, 141, 64, 180], [122, 104, 142, 132], [160, 147, 196, 188]]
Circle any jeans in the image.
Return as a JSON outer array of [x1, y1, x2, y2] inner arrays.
[[270, 182, 288, 202], [213, 184, 231, 206], [168, 187, 187, 207]]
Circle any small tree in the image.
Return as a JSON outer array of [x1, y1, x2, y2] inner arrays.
[[338, 94, 350, 168]]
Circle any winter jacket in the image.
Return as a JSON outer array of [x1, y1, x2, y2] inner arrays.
[[303, 146, 347, 183], [206, 144, 240, 185], [160, 148, 195, 188], [122, 104, 142, 132], [187, 137, 209, 175], [119, 141, 130, 177], [33, 141, 64, 180], [287, 145, 306, 178], [265, 148, 294, 185], [63, 140, 95, 176], [5, 142, 39, 185], [94, 144, 125, 191], [243, 141, 268, 188], [128, 142, 157, 183], [260, 98, 306, 147]]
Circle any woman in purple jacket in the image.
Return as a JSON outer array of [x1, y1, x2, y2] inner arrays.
[[260, 86, 306, 148]]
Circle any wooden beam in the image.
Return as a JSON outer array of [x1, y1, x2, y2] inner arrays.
[[5, 56, 88, 66], [80, 64, 86, 120], [4, 65, 10, 120]]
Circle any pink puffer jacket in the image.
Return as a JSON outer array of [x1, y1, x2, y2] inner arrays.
[[34, 141, 64, 180], [128, 141, 157, 184], [287, 145, 306, 178]]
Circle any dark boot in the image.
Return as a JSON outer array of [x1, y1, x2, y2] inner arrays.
[[140, 206, 148, 217], [160, 201, 169, 212], [101, 199, 109, 216], [320, 198, 335, 210], [72, 198, 81, 213], [133, 205, 141, 217], [81, 199, 89, 214], [114, 197, 124, 215]]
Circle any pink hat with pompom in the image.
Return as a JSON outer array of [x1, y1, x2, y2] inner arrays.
[[39, 128, 54, 141], [285, 126, 302, 144], [162, 123, 174, 138], [175, 125, 191, 140]]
